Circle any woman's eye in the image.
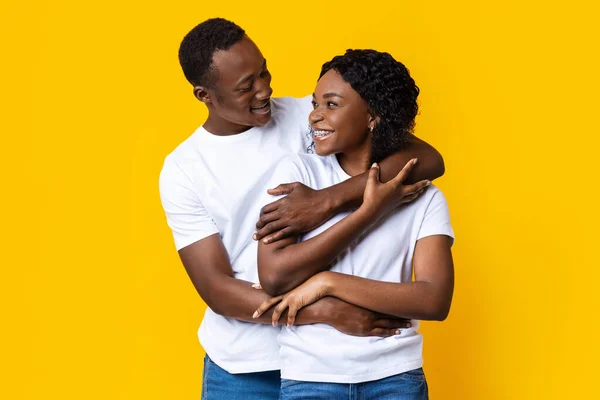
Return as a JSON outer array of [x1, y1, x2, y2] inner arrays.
[[327, 101, 338, 107], [311, 101, 318, 109], [240, 85, 253, 92]]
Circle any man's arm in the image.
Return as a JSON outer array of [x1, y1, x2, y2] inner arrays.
[[255, 235, 454, 326], [179, 233, 410, 335], [254, 134, 444, 243], [258, 162, 427, 296]]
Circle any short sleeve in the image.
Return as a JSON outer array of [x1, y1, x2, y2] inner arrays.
[[417, 189, 455, 246], [259, 155, 309, 208], [159, 156, 219, 251]]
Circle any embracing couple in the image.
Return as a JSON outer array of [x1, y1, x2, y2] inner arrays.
[[160, 18, 454, 400]]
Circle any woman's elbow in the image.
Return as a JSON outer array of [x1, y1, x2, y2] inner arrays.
[[258, 270, 288, 297]]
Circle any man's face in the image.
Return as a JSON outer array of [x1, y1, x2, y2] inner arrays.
[[200, 36, 273, 133]]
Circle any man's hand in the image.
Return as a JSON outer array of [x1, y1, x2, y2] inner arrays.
[[252, 285, 411, 337], [314, 297, 412, 337], [254, 182, 333, 244]]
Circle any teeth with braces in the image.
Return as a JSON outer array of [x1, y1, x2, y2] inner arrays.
[[313, 130, 332, 138]]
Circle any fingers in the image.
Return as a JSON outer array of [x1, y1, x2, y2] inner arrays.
[[391, 158, 418, 186], [404, 179, 431, 195], [266, 182, 298, 196], [369, 327, 404, 337], [375, 318, 412, 329], [271, 300, 289, 327], [252, 295, 283, 319], [399, 187, 426, 204], [254, 220, 285, 242], [287, 304, 299, 328], [262, 226, 295, 245], [367, 163, 381, 184], [256, 202, 281, 229]]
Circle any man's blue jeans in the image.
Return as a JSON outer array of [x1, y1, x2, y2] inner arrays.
[[201, 355, 280, 400], [279, 368, 429, 400]]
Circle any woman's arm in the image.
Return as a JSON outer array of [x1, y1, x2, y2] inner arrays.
[[323, 234, 453, 320], [258, 161, 429, 296], [255, 235, 454, 326], [254, 135, 443, 243]]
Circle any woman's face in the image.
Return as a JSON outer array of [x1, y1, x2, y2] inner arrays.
[[309, 70, 373, 158]]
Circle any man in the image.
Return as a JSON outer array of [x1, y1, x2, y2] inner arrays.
[[159, 18, 444, 399]]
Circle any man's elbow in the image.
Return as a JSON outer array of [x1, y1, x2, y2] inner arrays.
[[426, 299, 452, 321], [426, 149, 445, 181]]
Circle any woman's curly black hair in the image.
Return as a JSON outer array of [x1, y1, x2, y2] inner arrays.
[[319, 49, 419, 164]]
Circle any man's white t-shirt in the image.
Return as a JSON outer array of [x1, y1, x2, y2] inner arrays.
[[261, 153, 454, 384], [159, 96, 312, 374]]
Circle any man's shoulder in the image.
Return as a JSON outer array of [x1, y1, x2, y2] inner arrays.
[[271, 95, 312, 118], [163, 128, 203, 163], [271, 95, 311, 109]]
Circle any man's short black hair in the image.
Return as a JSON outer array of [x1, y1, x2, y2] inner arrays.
[[178, 18, 246, 87]]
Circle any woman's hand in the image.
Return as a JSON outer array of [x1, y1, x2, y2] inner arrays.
[[253, 273, 331, 327], [361, 159, 430, 220]]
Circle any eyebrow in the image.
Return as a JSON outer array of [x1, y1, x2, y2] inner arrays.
[[236, 59, 267, 86], [312, 92, 344, 99]]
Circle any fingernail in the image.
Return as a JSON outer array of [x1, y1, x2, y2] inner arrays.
[[263, 238, 270, 244], [372, 163, 378, 168], [407, 322, 412, 328], [425, 181, 431, 186], [395, 329, 402, 335], [413, 158, 418, 164], [252, 311, 258, 318], [272, 321, 277, 327], [253, 234, 257, 240]]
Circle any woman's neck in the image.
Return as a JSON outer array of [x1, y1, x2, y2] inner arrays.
[[336, 148, 372, 177]]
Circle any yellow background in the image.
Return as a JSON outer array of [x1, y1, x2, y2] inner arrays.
[[2, 1, 598, 399]]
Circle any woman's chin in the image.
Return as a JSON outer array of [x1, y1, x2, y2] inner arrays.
[[314, 144, 334, 157]]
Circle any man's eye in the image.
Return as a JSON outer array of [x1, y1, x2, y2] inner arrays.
[[240, 85, 252, 92], [311, 101, 318, 109], [327, 101, 338, 107]]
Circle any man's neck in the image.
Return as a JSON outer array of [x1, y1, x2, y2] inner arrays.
[[203, 117, 252, 136]]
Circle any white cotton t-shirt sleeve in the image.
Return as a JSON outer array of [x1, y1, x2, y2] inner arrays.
[[417, 188, 455, 245], [159, 155, 219, 251], [259, 154, 310, 208]]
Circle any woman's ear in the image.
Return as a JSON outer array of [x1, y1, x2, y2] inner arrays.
[[368, 114, 381, 132]]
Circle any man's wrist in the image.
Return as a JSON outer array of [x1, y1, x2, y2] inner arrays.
[[308, 296, 336, 325], [320, 186, 343, 216]]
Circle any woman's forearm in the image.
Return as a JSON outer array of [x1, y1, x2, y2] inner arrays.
[[321, 271, 452, 321], [258, 208, 374, 296]]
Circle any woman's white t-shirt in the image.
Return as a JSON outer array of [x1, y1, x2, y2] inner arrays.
[[263, 153, 454, 384]]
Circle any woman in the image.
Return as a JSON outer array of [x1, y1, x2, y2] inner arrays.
[[254, 49, 454, 399]]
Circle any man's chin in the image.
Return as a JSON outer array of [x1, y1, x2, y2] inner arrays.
[[250, 111, 272, 126]]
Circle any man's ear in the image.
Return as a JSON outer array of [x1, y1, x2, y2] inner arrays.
[[193, 86, 212, 104]]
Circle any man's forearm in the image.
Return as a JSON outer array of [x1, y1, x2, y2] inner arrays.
[[322, 135, 444, 212], [204, 275, 326, 325]]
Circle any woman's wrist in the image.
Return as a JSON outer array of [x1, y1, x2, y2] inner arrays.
[[318, 271, 336, 297]]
